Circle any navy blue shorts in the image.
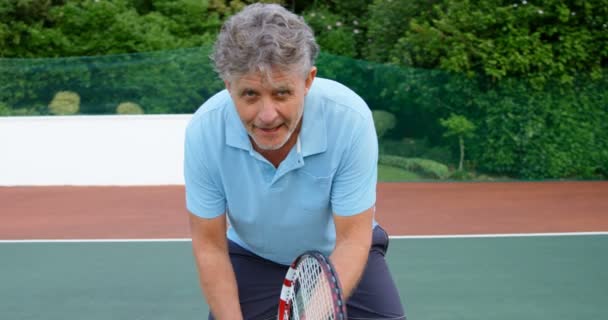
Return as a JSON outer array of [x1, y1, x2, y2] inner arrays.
[[208, 226, 406, 319]]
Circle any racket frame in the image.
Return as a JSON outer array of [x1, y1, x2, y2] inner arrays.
[[277, 250, 347, 320]]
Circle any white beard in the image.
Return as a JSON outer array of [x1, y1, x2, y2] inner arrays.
[[248, 126, 294, 151], [248, 106, 304, 151]]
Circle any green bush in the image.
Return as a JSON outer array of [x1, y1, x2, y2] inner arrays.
[[448, 169, 475, 181], [378, 155, 449, 180], [0, 102, 41, 116], [116, 102, 144, 114], [470, 75, 608, 179], [372, 110, 396, 139], [48, 91, 80, 115], [0, 102, 10, 116], [379, 138, 453, 165], [378, 164, 422, 182]]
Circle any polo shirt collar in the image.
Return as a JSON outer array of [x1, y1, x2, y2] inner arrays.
[[224, 96, 251, 151], [223, 91, 327, 157], [299, 94, 327, 157]]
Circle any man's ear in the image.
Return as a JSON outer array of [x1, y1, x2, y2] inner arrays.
[[224, 80, 231, 91], [304, 67, 317, 94]]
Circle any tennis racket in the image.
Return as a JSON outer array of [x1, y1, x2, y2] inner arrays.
[[277, 251, 347, 320]]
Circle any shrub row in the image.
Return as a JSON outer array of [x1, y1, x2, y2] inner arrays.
[[378, 155, 450, 180]]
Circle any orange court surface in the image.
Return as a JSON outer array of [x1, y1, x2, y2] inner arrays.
[[1, 181, 607, 239]]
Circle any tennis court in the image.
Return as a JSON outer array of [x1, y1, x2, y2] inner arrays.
[[1, 182, 608, 319]]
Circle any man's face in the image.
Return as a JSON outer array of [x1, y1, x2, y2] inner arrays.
[[226, 67, 316, 151]]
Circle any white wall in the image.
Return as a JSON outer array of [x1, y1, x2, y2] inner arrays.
[[0, 115, 192, 186]]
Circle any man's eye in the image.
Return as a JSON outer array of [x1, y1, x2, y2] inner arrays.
[[242, 90, 257, 97], [276, 90, 291, 97]]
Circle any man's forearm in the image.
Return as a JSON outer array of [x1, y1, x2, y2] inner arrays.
[[330, 241, 370, 299], [194, 249, 243, 319]]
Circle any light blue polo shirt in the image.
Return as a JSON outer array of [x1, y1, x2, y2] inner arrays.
[[184, 77, 378, 265]]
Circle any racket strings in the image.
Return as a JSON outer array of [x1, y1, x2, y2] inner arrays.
[[291, 257, 336, 320]]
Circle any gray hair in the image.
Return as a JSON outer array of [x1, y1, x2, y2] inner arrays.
[[211, 3, 319, 82]]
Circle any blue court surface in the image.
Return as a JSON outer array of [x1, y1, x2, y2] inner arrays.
[[1, 234, 607, 319]]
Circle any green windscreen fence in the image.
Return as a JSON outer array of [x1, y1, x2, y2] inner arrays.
[[1, 46, 607, 180]]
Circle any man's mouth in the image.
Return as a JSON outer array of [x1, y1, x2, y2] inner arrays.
[[258, 126, 281, 133]]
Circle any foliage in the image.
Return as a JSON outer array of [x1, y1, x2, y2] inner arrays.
[[379, 138, 453, 166], [0, 102, 10, 116], [362, 60, 608, 179], [440, 114, 476, 170], [48, 90, 80, 115], [440, 114, 476, 139], [378, 164, 422, 182], [470, 75, 608, 179], [365, 0, 437, 63], [378, 155, 449, 180], [206, 0, 288, 18], [0, 46, 224, 116], [147, 0, 221, 44], [0, 102, 40, 116], [448, 169, 475, 180], [0, 0, 221, 58], [372, 110, 396, 139], [387, 0, 608, 86], [302, 6, 359, 57], [303, 0, 371, 58], [116, 102, 144, 114], [325, 0, 372, 19]]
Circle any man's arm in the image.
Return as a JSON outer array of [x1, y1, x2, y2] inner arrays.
[[330, 207, 374, 299], [189, 212, 243, 319]]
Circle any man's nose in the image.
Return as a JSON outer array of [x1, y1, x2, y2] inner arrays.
[[258, 97, 279, 123]]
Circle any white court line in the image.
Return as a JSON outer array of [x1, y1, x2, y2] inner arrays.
[[389, 231, 608, 239], [1, 232, 607, 243], [0, 238, 191, 243]]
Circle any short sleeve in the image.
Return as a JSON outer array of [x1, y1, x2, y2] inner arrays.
[[183, 121, 226, 218], [330, 116, 378, 216]]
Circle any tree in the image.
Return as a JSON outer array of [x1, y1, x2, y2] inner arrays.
[[440, 114, 476, 171], [372, 110, 397, 139]]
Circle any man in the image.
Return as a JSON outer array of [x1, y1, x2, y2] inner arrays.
[[184, 3, 405, 319]]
